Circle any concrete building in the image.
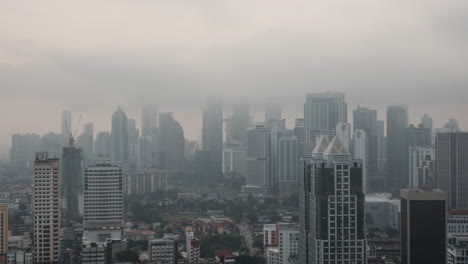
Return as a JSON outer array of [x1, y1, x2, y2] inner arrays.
[[436, 132, 468, 209], [95, 132, 111, 159], [148, 239, 177, 264], [400, 189, 446, 264], [142, 104, 158, 137], [226, 102, 250, 146], [137, 135, 152, 171], [33, 152, 61, 263], [365, 193, 400, 231], [387, 105, 409, 191], [0, 206, 7, 254], [304, 92, 347, 157], [9, 133, 41, 168], [264, 224, 299, 264], [335, 123, 351, 151], [242, 124, 271, 194], [408, 146, 435, 188], [294, 118, 305, 158], [353, 107, 378, 180], [83, 162, 123, 241], [5, 249, 33, 264], [448, 235, 468, 264], [278, 136, 299, 197], [202, 100, 223, 174], [82, 241, 107, 264], [222, 148, 247, 177], [353, 129, 369, 194], [111, 107, 129, 169], [448, 211, 468, 235], [60, 144, 84, 222], [300, 136, 366, 264], [186, 232, 200, 264]]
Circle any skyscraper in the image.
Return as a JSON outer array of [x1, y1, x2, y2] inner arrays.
[[61, 110, 72, 146], [400, 189, 446, 264], [166, 121, 185, 170], [304, 92, 347, 157], [111, 107, 129, 169], [33, 152, 61, 264], [407, 124, 431, 147], [386, 105, 409, 190], [61, 143, 84, 222], [10, 133, 40, 168], [335, 123, 351, 151], [408, 146, 435, 188], [353, 106, 378, 179], [436, 132, 468, 209], [265, 98, 282, 122], [300, 136, 366, 264], [294, 118, 305, 158], [201, 100, 223, 173], [278, 136, 299, 197], [141, 104, 158, 137], [0, 205, 7, 254], [83, 162, 124, 241], [376, 120, 387, 175], [127, 118, 139, 171], [77, 122, 94, 163], [242, 124, 271, 194], [353, 130, 369, 194], [226, 102, 250, 146], [137, 135, 152, 171], [95, 131, 111, 158]]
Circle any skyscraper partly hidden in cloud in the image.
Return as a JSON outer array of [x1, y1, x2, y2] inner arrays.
[[202, 100, 223, 177], [386, 105, 409, 191], [111, 107, 129, 169]]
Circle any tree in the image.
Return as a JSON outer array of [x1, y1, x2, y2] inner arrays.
[[116, 250, 140, 263]]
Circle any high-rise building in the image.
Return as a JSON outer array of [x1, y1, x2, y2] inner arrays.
[[376, 120, 387, 174], [294, 118, 305, 158], [9, 133, 41, 168], [400, 189, 446, 264], [61, 144, 84, 222], [202, 100, 223, 174], [278, 136, 299, 197], [137, 136, 152, 171], [335, 123, 351, 151], [408, 146, 435, 188], [268, 119, 287, 190], [40, 133, 62, 158], [61, 110, 72, 146], [124, 171, 168, 195], [263, 224, 299, 264], [242, 124, 271, 194], [353, 107, 378, 179], [77, 122, 94, 164], [95, 132, 111, 158], [111, 107, 129, 169], [33, 152, 61, 264], [353, 130, 369, 194], [226, 102, 250, 146], [142, 104, 158, 137], [304, 92, 347, 157], [386, 105, 409, 190], [157, 112, 175, 168], [165, 121, 185, 171], [300, 136, 366, 264], [421, 113, 433, 143], [148, 239, 177, 264], [186, 232, 200, 264], [83, 162, 124, 242], [407, 124, 431, 147], [222, 148, 247, 177], [436, 132, 468, 209], [0, 206, 8, 254], [265, 98, 282, 122]]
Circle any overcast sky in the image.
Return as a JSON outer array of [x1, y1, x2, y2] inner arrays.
[[1, 0, 467, 158]]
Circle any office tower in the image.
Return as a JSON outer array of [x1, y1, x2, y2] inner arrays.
[[142, 104, 158, 137], [226, 102, 250, 146], [353, 107, 378, 180], [269, 119, 287, 190], [0, 206, 7, 254], [222, 148, 247, 177], [124, 171, 168, 195], [61, 110, 72, 146], [242, 124, 271, 194], [194, 150, 218, 183], [294, 118, 305, 158], [40, 133, 62, 158], [353, 130, 369, 194], [376, 120, 387, 173], [400, 189, 446, 264], [436, 132, 468, 209], [408, 146, 435, 188], [407, 124, 431, 147], [33, 152, 61, 264], [278, 136, 299, 197], [95, 132, 111, 158], [201, 100, 223, 174], [83, 162, 124, 241], [127, 118, 139, 172], [148, 239, 177, 264], [300, 136, 366, 264], [186, 232, 200, 264], [265, 98, 282, 122], [386, 105, 409, 190], [336, 123, 351, 151], [77, 122, 94, 164], [9, 133, 41, 168], [304, 92, 347, 157], [157, 112, 175, 167], [263, 223, 299, 264], [421, 114, 433, 143], [137, 136, 152, 171], [111, 107, 129, 169], [61, 144, 84, 221], [166, 121, 185, 170]]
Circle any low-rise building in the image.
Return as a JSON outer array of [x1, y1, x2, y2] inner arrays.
[[148, 239, 177, 264], [124, 230, 156, 241], [5, 249, 33, 264], [365, 193, 400, 231], [215, 249, 236, 264]]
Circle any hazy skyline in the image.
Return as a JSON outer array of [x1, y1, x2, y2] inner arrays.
[[1, 0, 467, 158]]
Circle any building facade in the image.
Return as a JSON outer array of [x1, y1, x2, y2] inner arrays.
[[386, 105, 409, 191], [0, 206, 7, 254]]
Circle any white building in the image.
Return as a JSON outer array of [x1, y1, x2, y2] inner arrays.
[[408, 146, 435, 188], [149, 239, 177, 264], [83, 162, 124, 242], [6, 249, 34, 264], [353, 130, 369, 194], [263, 224, 299, 264], [186, 232, 200, 264], [447, 235, 468, 264]]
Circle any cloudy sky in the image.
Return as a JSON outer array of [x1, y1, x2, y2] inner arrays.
[[0, 0, 467, 158]]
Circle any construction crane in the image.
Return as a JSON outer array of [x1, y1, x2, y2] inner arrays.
[[64, 114, 82, 147]]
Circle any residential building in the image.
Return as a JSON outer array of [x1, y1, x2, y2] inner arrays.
[[408, 146, 435, 188], [186, 232, 200, 264], [33, 152, 61, 263], [82, 241, 107, 264], [448, 211, 468, 235], [447, 235, 468, 264], [137, 135, 152, 171], [148, 238, 177, 264], [400, 189, 446, 264], [0, 206, 7, 254]]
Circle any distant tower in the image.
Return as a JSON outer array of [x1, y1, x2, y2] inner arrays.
[[335, 123, 351, 151], [77, 122, 94, 164], [141, 104, 158, 137], [111, 107, 129, 169], [166, 121, 186, 170], [227, 102, 250, 146], [387, 105, 409, 190], [353, 129, 369, 194], [278, 136, 299, 197], [202, 100, 223, 174], [400, 189, 446, 264], [95, 132, 111, 158], [265, 98, 282, 122], [304, 92, 347, 157], [33, 152, 61, 263], [61, 142, 84, 222], [353, 106, 378, 179]]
